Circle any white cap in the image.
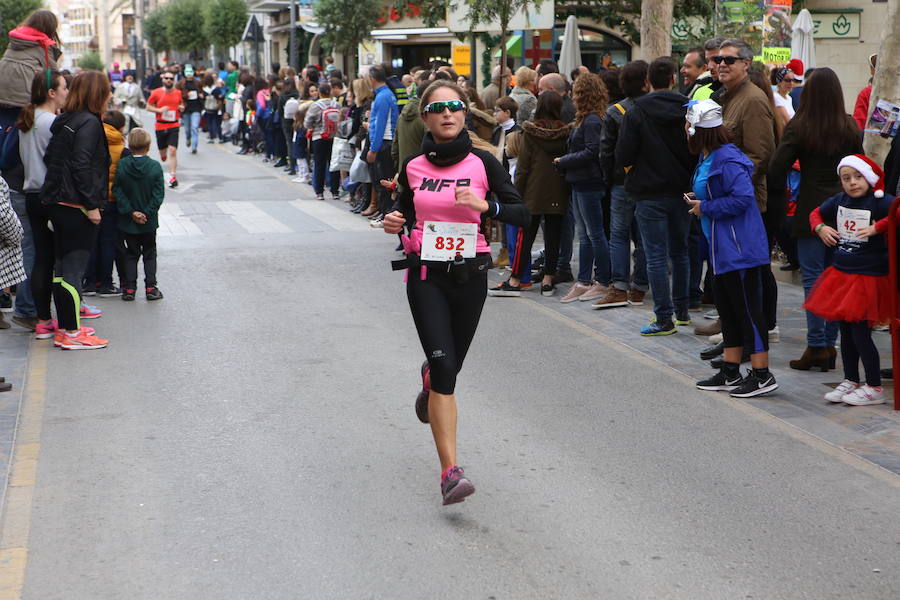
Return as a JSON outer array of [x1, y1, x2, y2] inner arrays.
[[685, 99, 724, 137]]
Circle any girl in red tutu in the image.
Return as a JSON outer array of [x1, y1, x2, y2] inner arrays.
[[806, 154, 896, 405]]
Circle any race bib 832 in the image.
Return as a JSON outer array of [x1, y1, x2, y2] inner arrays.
[[420, 221, 477, 261]]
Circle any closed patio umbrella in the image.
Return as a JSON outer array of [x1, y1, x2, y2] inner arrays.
[[558, 15, 582, 82], [791, 9, 816, 70]]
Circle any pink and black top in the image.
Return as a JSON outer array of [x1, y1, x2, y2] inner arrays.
[[395, 130, 530, 258]]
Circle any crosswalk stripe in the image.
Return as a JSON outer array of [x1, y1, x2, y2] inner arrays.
[[289, 199, 373, 232], [216, 201, 293, 233], [158, 202, 202, 237]]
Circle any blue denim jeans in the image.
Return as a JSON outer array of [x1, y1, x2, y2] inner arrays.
[[797, 236, 839, 347], [10, 190, 36, 318], [182, 111, 201, 150], [505, 224, 531, 284], [609, 185, 648, 292], [557, 202, 574, 275], [635, 196, 690, 323], [688, 216, 707, 305], [571, 187, 611, 284]]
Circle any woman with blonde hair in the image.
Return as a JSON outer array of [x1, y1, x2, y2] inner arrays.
[[555, 72, 614, 304]]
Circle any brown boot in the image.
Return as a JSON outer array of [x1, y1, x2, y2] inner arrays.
[[789, 346, 831, 372], [694, 318, 721, 336], [826, 346, 837, 370], [360, 201, 378, 217], [496, 247, 510, 268]]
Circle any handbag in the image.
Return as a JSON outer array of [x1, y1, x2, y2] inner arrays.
[[330, 136, 355, 172], [349, 151, 371, 183]]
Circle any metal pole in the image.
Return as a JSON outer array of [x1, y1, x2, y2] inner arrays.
[[289, 0, 297, 70], [134, 0, 145, 82], [469, 31, 476, 90]]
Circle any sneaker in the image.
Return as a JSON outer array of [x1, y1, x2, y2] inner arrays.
[[825, 379, 859, 403], [59, 330, 108, 350], [578, 282, 609, 303], [541, 284, 555, 297], [842, 385, 885, 406], [674, 311, 692, 326], [708, 332, 723, 344], [416, 361, 430, 424], [332, 193, 340, 201], [768, 326, 780, 343], [729, 371, 778, 398], [53, 326, 96, 347], [699, 341, 725, 361], [627, 288, 646, 305], [97, 285, 121, 297], [12, 316, 38, 331], [553, 271, 574, 284], [369, 217, 384, 229], [191, 148, 197, 155], [441, 466, 475, 505], [640, 321, 676, 336], [80, 288, 97, 297], [169, 175, 178, 188], [591, 288, 628, 309], [560, 282, 590, 303], [35, 320, 58, 339], [703, 309, 719, 320], [694, 319, 721, 336], [696, 369, 744, 391], [122, 289, 136, 301], [145, 287, 164, 301], [79, 304, 102, 319], [488, 281, 521, 297]]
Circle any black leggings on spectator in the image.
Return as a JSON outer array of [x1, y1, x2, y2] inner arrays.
[[512, 214, 562, 280], [406, 263, 487, 395], [49, 204, 97, 331], [26, 193, 54, 321], [714, 267, 769, 354], [840, 322, 881, 387]]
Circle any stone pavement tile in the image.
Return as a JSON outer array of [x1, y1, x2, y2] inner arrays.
[[489, 265, 900, 476], [0, 327, 31, 506]]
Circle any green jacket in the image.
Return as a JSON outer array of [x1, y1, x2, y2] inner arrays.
[[113, 155, 165, 234], [392, 96, 425, 169]]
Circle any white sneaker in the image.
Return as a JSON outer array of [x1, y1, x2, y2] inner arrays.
[[703, 309, 719, 320], [768, 326, 780, 343], [559, 282, 590, 303], [708, 332, 723, 344], [291, 177, 306, 183], [369, 217, 384, 229], [842, 385, 885, 406], [824, 379, 859, 403]]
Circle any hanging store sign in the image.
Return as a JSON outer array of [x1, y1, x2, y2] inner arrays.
[[810, 12, 861, 39]]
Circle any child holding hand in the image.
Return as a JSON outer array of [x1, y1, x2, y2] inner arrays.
[[806, 154, 896, 405], [112, 128, 165, 302]]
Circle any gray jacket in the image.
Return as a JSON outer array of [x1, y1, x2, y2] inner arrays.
[[0, 36, 60, 108], [303, 98, 339, 141], [509, 87, 537, 124], [18, 109, 55, 192]]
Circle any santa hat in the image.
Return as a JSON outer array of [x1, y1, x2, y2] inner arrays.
[[837, 154, 886, 198], [786, 59, 804, 81]]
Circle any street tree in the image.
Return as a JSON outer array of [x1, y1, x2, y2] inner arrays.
[[77, 50, 105, 72], [463, 0, 544, 99], [166, 0, 210, 61], [864, 0, 900, 165], [0, 0, 44, 56], [143, 5, 172, 55], [640, 0, 675, 60], [315, 0, 382, 60], [204, 0, 247, 55]]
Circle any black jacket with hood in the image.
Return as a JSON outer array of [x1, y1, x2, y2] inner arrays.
[[558, 112, 605, 190], [615, 90, 694, 200], [40, 111, 111, 211]]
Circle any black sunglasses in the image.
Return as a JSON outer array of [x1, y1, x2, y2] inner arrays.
[[712, 56, 745, 65], [422, 100, 466, 114], [161, 76, 174, 80]]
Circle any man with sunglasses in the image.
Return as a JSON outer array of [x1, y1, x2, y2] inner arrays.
[[147, 70, 185, 188]]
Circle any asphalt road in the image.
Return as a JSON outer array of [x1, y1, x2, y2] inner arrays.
[[6, 138, 900, 599]]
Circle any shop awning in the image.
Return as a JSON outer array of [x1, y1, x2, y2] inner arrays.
[[492, 34, 522, 58]]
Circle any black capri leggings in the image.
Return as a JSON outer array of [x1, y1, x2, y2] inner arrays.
[[714, 266, 768, 354], [26, 193, 54, 321], [49, 204, 98, 331], [406, 259, 488, 395]]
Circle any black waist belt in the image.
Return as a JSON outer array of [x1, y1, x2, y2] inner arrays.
[[392, 253, 492, 283]]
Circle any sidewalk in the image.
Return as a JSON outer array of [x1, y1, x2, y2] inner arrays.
[[488, 259, 900, 477]]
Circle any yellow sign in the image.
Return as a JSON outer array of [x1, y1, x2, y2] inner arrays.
[[762, 47, 791, 64], [452, 45, 471, 76]]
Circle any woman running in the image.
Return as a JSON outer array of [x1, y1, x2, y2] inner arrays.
[[382, 81, 529, 505]]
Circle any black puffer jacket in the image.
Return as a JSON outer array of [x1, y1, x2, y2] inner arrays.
[[557, 112, 604, 190], [40, 111, 111, 210]]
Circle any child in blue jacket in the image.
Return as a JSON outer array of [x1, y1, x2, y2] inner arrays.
[[684, 100, 778, 398]]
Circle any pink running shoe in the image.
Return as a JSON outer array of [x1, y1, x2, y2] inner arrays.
[[54, 326, 97, 347], [441, 466, 475, 505], [79, 304, 102, 319], [35, 320, 58, 340]]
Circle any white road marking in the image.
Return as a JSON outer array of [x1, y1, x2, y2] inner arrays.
[[289, 199, 373, 232], [157, 202, 202, 237], [216, 201, 293, 234]]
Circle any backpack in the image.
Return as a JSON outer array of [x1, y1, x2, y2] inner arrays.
[[320, 101, 340, 140], [204, 91, 219, 112], [0, 124, 20, 171]]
